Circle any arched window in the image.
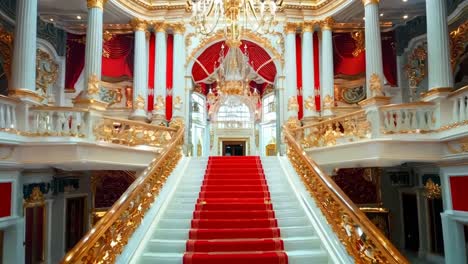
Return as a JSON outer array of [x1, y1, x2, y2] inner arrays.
[[216, 97, 252, 128]]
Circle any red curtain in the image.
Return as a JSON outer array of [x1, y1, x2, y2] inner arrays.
[[0, 182, 11, 218], [65, 34, 86, 92], [295, 34, 303, 120], [166, 34, 174, 121], [313, 32, 321, 112], [382, 31, 397, 86], [101, 34, 134, 78], [148, 33, 156, 111]]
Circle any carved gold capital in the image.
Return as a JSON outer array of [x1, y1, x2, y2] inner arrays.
[[152, 22, 167, 33], [320, 17, 335, 30], [130, 18, 148, 32], [362, 0, 379, 6], [302, 21, 315, 33], [284, 23, 298, 34], [87, 0, 108, 9], [171, 23, 185, 34]]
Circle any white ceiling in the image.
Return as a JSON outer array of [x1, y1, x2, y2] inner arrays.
[[37, 0, 429, 32]]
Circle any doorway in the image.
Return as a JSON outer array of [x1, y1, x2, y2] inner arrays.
[[402, 193, 420, 252], [65, 196, 87, 251], [24, 206, 45, 264], [222, 141, 245, 156], [428, 198, 444, 255]]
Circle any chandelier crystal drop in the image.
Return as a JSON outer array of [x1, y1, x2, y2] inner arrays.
[[190, 0, 279, 47]]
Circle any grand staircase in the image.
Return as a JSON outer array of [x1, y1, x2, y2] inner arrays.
[[131, 156, 329, 264]]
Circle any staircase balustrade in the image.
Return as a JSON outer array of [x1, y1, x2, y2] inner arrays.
[[61, 126, 184, 264], [448, 85, 468, 125], [283, 127, 409, 263]]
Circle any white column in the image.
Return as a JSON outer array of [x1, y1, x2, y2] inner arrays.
[[301, 22, 319, 121], [320, 17, 335, 117], [284, 23, 299, 127], [152, 23, 167, 124], [73, 0, 107, 110], [171, 23, 186, 123], [9, 0, 43, 103], [363, 0, 385, 98], [426, 0, 453, 91], [129, 19, 148, 120]]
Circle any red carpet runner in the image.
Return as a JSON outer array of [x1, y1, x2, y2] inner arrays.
[[183, 156, 288, 264]]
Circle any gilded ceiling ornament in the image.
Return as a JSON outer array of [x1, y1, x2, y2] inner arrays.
[[130, 18, 148, 32], [25, 187, 45, 205], [87, 74, 101, 95], [36, 49, 59, 95], [351, 31, 365, 57], [153, 95, 165, 111], [449, 20, 468, 72], [304, 96, 315, 110], [87, 0, 108, 9], [323, 94, 334, 108], [173, 96, 183, 110], [135, 94, 145, 110], [288, 96, 299, 111], [424, 179, 442, 200], [369, 73, 384, 97], [320, 17, 335, 30]]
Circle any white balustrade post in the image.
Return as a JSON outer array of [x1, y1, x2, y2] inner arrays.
[[129, 18, 149, 120]]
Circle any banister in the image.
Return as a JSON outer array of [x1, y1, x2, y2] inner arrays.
[[283, 126, 409, 263], [61, 126, 184, 264], [292, 109, 367, 132]]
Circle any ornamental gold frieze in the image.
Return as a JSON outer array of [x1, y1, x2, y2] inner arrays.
[[283, 128, 408, 263], [117, 0, 186, 11], [61, 126, 184, 263], [320, 17, 335, 30]]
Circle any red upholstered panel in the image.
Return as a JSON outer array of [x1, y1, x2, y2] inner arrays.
[[450, 176, 468, 212], [0, 182, 12, 218]]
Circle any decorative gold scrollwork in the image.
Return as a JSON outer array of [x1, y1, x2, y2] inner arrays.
[[0, 26, 13, 82], [369, 73, 384, 97], [87, 74, 101, 96], [287, 96, 299, 111], [351, 31, 365, 57], [450, 21, 468, 72], [404, 43, 427, 89], [304, 96, 315, 111], [424, 179, 442, 200], [36, 49, 59, 95]]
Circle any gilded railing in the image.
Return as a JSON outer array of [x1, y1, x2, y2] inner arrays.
[[291, 110, 371, 149], [61, 126, 184, 264], [93, 117, 178, 147], [283, 127, 408, 264]]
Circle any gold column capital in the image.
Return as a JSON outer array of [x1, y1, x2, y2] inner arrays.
[[302, 21, 316, 33], [284, 22, 299, 34], [171, 23, 186, 34], [362, 0, 379, 6], [152, 22, 167, 33], [130, 18, 148, 32], [320, 17, 335, 31], [86, 0, 108, 9]]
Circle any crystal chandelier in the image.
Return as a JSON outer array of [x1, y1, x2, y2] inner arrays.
[[190, 0, 278, 47]]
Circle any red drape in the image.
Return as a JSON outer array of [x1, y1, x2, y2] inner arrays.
[[382, 31, 397, 86], [295, 34, 303, 120], [65, 34, 86, 92], [313, 32, 321, 112], [166, 34, 174, 121], [0, 182, 11, 218], [148, 33, 156, 112], [101, 34, 134, 78]]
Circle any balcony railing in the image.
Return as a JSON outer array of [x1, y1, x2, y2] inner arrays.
[[283, 127, 409, 263], [0, 95, 19, 132], [379, 102, 437, 133]]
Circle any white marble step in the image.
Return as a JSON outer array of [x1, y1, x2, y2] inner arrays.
[[163, 208, 305, 219]]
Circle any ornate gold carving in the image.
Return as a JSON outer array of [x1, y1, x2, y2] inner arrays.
[[283, 127, 409, 263], [447, 137, 468, 154], [135, 94, 145, 110], [404, 43, 427, 89], [152, 22, 167, 33], [323, 94, 334, 108], [62, 126, 184, 264], [153, 95, 165, 111], [0, 26, 13, 82], [125, 86, 133, 108], [286, 117, 300, 130], [169, 117, 184, 129], [424, 179, 442, 200], [36, 49, 59, 95], [87, 74, 101, 96], [130, 18, 148, 32], [171, 23, 185, 34], [362, 0, 380, 6], [284, 22, 299, 34], [302, 21, 316, 33], [320, 17, 335, 30], [87, 0, 108, 9], [450, 20, 468, 72], [103, 30, 115, 43], [304, 96, 315, 111], [351, 31, 365, 57], [288, 96, 299, 111], [173, 96, 183, 110], [369, 73, 384, 97], [25, 187, 45, 205]]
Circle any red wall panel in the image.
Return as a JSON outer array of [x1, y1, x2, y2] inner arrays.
[[0, 182, 12, 218], [450, 176, 468, 212]]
